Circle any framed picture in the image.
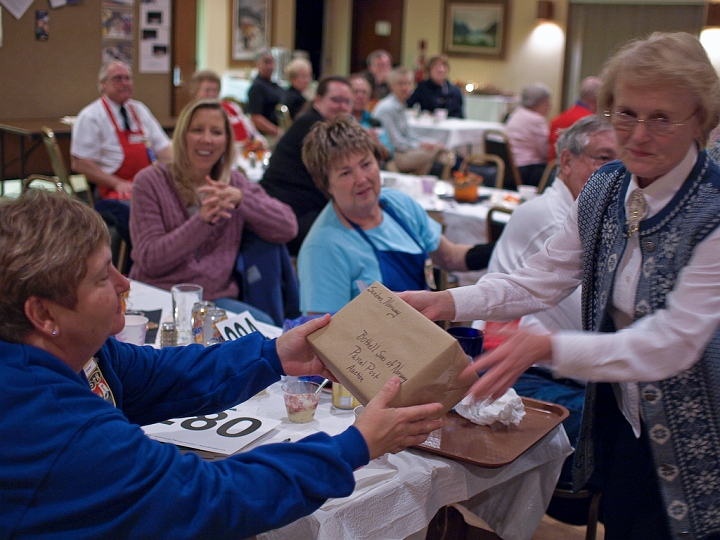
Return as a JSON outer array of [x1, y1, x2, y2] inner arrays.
[[231, 0, 271, 62], [443, 0, 509, 59]]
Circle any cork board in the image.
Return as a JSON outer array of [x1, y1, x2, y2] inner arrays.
[[0, 1, 170, 120]]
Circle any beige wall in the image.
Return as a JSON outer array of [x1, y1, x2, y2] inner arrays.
[[201, 0, 569, 114], [199, 0, 295, 74], [199, 0, 711, 117], [403, 0, 568, 114], [318, 0, 568, 113]]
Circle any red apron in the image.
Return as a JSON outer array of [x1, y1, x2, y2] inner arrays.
[[100, 97, 152, 200], [221, 100, 249, 143]]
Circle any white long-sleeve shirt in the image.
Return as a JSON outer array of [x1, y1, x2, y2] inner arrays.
[[488, 178, 581, 333], [451, 146, 720, 434]]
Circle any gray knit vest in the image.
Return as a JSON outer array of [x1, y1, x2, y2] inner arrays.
[[574, 152, 720, 539]]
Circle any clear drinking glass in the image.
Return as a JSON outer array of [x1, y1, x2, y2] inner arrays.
[[171, 284, 203, 344]]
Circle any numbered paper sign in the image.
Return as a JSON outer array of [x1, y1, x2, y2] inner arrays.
[[215, 311, 283, 342], [142, 408, 280, 456]]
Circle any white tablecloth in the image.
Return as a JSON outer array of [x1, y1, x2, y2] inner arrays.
[[237, 154, 267, 183], [252, 383, 571, 540], [127, 281, 572, 540], [465, 94, 519, 123], [380, 171, 518, 286], [380, 171, 517, 246], [408, 116, 505, 154]]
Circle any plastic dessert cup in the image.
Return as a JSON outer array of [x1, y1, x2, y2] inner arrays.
[[282, 381, 321, 423]]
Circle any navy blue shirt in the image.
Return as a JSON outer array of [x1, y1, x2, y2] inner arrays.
[[407, 79, 464, 118], [247, 76, 285, 125]]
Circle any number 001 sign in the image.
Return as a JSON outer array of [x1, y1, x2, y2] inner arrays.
[[214, 311, 283, 342]]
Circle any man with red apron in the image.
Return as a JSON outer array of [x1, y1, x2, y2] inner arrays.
[[71, 61, 172, 260], [97, 95, 153, 200], [71, 61, 171, 201]]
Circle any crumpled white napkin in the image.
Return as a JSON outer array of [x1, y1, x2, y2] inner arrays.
[[454, 388, 526, 427]]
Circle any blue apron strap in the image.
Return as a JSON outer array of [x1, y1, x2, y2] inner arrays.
[[338, 198, 431, 292]]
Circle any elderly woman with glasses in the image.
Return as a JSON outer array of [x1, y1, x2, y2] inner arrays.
[[0, 190, 444, 538], [399, 32, 720, 540]]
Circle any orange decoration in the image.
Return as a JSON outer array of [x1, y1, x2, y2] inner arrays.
[[452, 171, 482, 203]]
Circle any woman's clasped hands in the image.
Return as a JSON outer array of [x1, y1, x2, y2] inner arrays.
[[198, 176, 243, 225]]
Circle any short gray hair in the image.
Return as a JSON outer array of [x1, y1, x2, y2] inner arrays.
[[98, 60, 131, 82], [555, 115, 613, 158], [387, 66, 412, 87], [521, 83, 551, 109]]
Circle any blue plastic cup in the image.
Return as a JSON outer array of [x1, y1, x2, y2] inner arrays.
[[447, 326, 485, 358]]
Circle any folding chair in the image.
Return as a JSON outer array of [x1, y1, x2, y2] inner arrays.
[[483, 130, 523, 191]]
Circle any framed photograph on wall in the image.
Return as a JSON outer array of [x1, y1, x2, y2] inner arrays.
[[443, 0, 509, 59], [231, 0, 271, 61]]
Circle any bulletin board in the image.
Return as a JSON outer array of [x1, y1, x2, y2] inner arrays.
[[0, 0, 171, 120]]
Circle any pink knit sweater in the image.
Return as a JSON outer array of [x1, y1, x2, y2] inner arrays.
[[129, 163, 298, 300]]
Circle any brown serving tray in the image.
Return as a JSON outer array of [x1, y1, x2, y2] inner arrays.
[[414, 397, 569, 468]]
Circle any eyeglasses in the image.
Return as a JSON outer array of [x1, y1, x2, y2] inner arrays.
[[605, 110, 696, 136], [108, 75, 132, 84], [581, 151, 616, 168], [328, 96, 352, 106]]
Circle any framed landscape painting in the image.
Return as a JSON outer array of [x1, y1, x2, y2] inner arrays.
[[443, 0, 509, 59]]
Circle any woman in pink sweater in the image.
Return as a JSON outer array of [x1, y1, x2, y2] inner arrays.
[[129, 99, 297, 319]]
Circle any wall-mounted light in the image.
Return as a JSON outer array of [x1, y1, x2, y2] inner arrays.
[[537, 0, 555, 21], [700, 3, 720, 68]]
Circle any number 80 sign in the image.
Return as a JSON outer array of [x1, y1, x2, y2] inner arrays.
[[142, 408, 281, 455]]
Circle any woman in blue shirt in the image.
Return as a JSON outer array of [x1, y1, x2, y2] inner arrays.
[[0, 189, 444, 539], [298, 116, 492, 314]]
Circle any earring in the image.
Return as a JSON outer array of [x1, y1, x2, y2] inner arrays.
[[52, 329, 58, 336]]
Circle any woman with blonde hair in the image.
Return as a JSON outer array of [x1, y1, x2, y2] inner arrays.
[[129, 99, 296, 318], [282, 57, 313, 119], [401, 32, 720, 539], [188, 69, 267, 148]]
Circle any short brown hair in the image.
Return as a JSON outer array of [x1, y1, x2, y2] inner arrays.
[[315, 75, 351, 99], [188, 70, 221, 100], [426, 54, 449, 76], [598, 32, 720, 146], [0, 190, 110, 342], [302, 116, 383, 198]]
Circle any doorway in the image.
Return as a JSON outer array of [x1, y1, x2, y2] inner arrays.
[[350, 0, 404, 74], [295, 0, 325, 79], [171, 0, 198, 116]]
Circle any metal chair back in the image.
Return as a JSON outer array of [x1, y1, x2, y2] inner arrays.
[[537, 159, 557, 194], [483, 130, 523, 191], [458, 153, 506, 190], [486, 205, 514, 243], [39, 126, 94, 206]]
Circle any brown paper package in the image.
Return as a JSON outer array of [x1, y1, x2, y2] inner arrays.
[[307, 282, 478, 416]]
